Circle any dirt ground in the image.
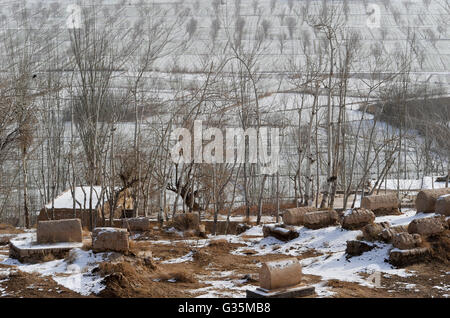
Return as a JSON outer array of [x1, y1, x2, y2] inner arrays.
[[0, 224, 448, 298], [0, 263, 90, 298]]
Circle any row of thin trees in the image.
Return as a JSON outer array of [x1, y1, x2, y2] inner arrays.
[[0, 1, 448, 231]]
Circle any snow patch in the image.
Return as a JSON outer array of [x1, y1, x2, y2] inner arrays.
[[1, 248, 110, 296], [375, 210, 436, 227], [9, 232, 83, 250], [233, 225, 361, 257], [301, 244, 412, 286], [162, 251, 194, 264], [313, 281, 336, 298], [240, 226, 263, 236], [371, 177, 448, 191]]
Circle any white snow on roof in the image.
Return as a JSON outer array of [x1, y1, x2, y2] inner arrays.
[[45, 186, 108, 209]]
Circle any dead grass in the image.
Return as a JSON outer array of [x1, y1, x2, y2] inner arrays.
[[427, 230, 450, 263], [41, 253, 55, 262], [81, 241, 92, 251], [96, 257, 205, 298], [0, 223, 24, 234]]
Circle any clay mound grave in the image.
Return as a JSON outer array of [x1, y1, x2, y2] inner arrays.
[[302, 210, 339, 229], [92, 227, 129, 253], [341, 208, 375, 230], [415, 188, 450, 213]]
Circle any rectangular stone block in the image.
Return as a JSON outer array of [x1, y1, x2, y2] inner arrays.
[[92, 227, 129, 253], [37, 219, 82, 244]]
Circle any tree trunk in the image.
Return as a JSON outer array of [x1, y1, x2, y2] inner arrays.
[[22, 153, 30, 229]]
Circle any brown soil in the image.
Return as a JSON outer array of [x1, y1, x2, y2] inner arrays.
[[0, 264, 91, 298], [96, 256, 207, 298]]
